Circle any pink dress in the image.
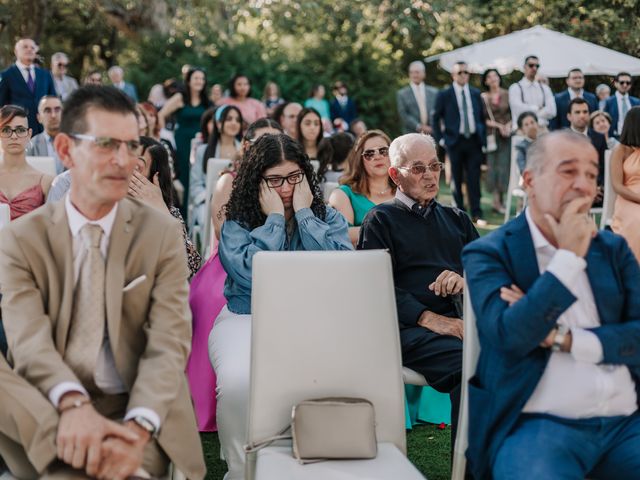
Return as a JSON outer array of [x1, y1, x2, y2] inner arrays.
[[612, 148, 640, 261], [218, 97, 267, 125], [0, 182, 45, 220], [186, 246, 227, 431]]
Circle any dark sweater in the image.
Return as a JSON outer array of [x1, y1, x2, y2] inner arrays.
[[357, 199, 479, 331]]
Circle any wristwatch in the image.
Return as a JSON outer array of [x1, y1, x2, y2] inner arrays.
[[132, 415, 156, 436], [551, 323, 570, 352]]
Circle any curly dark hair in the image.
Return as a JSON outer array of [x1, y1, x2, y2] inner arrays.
[[224, 133, 326, 230]]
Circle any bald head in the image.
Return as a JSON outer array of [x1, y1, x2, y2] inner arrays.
[[389, 133, 437, 167], [525, 130, 596, 175], [408, 61, 426, 85]]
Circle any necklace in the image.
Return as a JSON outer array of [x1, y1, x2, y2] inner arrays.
[[377, 187, 390, 195]]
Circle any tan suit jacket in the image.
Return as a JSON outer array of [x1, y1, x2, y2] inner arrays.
[[0, 197, 205, 479]]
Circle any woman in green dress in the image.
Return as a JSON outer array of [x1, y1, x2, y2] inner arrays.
[[158, 67, 210, 215]]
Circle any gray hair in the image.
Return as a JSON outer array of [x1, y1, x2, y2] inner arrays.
[[525, 130, 594, 175], [389, 133, 437, 167], [408, 61, 425, 72], [595, 83, 611, 95], [108, 65, 124, 76], [51, 52, 69, 63]]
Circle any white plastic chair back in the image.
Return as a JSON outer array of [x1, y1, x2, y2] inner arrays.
[[310, 159, 320, 173], [248, 250, 411, 479], [321, 182, 339, 203], [198, 157, 232, 258], [26, 156, 56, 176], [451, 277, 481, 480], [504, 135, 527, 223], [0, 203, 10, 230], [600, 150, 616, 229]]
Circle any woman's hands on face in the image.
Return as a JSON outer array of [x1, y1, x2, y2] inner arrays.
[[259, 181, 285, 217], [128, 170, 168, 212], [293, 174, 313, 212]]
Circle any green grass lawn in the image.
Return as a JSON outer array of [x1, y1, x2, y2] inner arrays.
[[199, 177, 503, 479]]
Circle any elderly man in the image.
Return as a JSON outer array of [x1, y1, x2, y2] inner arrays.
[[50, 52, 79, 101], [463, 130, 640, 479], [397, 60, 438, 135], [108, 65, 138, 102], [0, 86, 205, 479], [26, 95, 65, 174], [358, 133, 479, 445], [0, 38, 57, 134]]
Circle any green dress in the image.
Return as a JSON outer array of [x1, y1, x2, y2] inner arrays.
[[340, 183, 453, 428], [175, 102, 206, 215]]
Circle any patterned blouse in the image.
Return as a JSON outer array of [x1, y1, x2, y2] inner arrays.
[[169, 205, 201, 277]]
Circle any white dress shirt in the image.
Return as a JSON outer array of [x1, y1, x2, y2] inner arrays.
[[48, 195, 160, 430], [522, 209, 637, 418], [616, 91, 631, 135], [452, 82, 476, 135], [410, 82, 428, 127], [508, 78, 557, 128], [568, 88, 584, 100]]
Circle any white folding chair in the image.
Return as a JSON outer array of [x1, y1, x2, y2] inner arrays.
[[600, 151, 616, 229], [247, 250, 425, 480], [191, 157, 232, 258], [25, 156, 56, 176], [504, 135, 527, 223], [0, 203, 10, 230], [310, 160, 320, 173], [321, 181, 339, 203], [451, 277, 481, 480]]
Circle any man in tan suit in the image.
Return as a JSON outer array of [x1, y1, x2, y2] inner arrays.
[[0, 86, 205, 479]]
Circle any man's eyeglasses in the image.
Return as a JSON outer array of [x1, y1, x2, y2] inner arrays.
[[0, 126, 29, 138], [397, 162, 444, 175], [362, 147, 389, 161], [527, 63, 540, 69], [262, 171, 305, 188], [457, 70, 470, 75], [619, 80, 632, 86], [57, 63, 68, 68], [70, 134, 141, 156]]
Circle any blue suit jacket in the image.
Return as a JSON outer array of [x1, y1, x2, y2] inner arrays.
[[0, 64, 56, 134], [550, 90, 598, 130], [329, 97, 357, 126], [604, 94, 640, 137], [461, 213, 640, 479], [433, 85, 485, 148]]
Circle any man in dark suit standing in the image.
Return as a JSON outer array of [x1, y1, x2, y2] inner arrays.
[[329, 81, 357, 132], [462, 131, 640, 479], [0, 38, 57, 134], [566, 98, 607, 188], [433, 61, 486, 223], [604, 72, 640, 138], [396, 60, 438, 135], [551, 68, 598, 130]]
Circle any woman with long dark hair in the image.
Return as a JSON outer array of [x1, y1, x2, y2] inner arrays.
[[218, 74, 267, 126], [207, 134, 351, 479], [158, 68, 210, 214], [128, 136, 201, 276], [296, 107, 323, 160]]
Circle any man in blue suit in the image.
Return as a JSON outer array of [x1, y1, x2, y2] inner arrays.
[[433, 61, 486, 223], [604, 72, 640, 138], [0, 38, 57, 134], [462, 130, 640, 479], [550, 68, 598, 130], [107, 65, 138, 102]]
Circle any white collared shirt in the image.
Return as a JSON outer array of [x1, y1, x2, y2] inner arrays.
[[616, 91, 631, 134], [15, 60, 33, 84], [508, 78, 557, 128], [521, 209, 637, 418], [410, 81, 428, 126], [452, 82, 476, 135], [570, 126, 589, 137], [48, 196, 160, 430], [568, 88, 584, 100]]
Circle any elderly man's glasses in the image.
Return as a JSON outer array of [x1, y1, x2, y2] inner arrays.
[[0, 126, 29, 138], [263, 171, 304, 188], [397, 162, 444, 175], [362, 147, 389, 161], [70, 134, 141, 156]]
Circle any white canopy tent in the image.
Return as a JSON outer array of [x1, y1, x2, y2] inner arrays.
[[425, 25, 640, 78]]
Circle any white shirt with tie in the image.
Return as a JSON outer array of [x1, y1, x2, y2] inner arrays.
[[521, 209, 637, 418], [452, 82, 476, 135], [410, 81, 428, 127], [15, 60, 34, 85], [48, 195, 160, 430], [615, 91, 631, 135]]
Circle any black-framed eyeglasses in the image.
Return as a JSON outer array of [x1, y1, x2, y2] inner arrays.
[[70, 133, 141, 156], [619, 80, 632, 85], [397, 162, 444, 175], [262, 170, 305, 188], [0, 126, 29, 138], [527, 63, 540, 69], [362, 147, 389, 161]]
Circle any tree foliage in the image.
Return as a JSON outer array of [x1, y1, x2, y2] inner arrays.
[[1, 0, 640, 134]]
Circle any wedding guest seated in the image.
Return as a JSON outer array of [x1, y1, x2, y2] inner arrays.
[[189, 105, 242, 232], [317, 131, 355, 183], [358, 133, 479, 450], [463, 130, 640, 480], [590, 110, 619, 150], [208, 133, 351, 479], [130, 136, 201, 276], [329, 130, 396, 246], [515, 111, 539, 174], [0, 105, 52, 220]]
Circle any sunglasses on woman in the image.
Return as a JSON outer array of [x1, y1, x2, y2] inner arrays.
[[361, 147, 389, 161]]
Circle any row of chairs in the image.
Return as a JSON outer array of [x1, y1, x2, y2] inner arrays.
[[245, 250, 477, 479]]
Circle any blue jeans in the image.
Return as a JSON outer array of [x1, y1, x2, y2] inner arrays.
[[493, 412, 640, 479]]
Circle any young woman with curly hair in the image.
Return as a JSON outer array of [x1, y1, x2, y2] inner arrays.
[[207, 133, 351, 479]]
